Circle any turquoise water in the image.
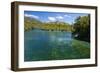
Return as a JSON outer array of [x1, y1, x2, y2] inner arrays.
[[24, 29, 90, 61]]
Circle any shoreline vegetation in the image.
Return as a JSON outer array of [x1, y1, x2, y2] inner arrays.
[[24, 14, 90, 61], [24, 17, 72, 32], [24, 15, 90, 42]]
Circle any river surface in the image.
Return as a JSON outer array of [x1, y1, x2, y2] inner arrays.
[[24, 29, 74, 61]]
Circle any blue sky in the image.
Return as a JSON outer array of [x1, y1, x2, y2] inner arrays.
[[24, 11, 89, 24]]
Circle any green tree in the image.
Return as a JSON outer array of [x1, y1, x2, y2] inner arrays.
[[72, 15, 90, 42]]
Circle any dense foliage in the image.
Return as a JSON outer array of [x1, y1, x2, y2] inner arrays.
[[72, 15, 90, 42], [24, 17, 42, 31], [24, 17, 72, 31]]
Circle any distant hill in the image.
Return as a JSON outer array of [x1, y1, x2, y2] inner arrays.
[[24, 17, 72, 31], [24, 17, 42, 31], [24, 17, 42, 24]]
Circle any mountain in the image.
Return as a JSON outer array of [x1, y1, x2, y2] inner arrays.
[[24, 17, 42, 24], [24, 17, 42, 31], [24, 17, 72, 31]]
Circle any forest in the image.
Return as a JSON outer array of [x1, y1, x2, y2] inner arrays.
[[72, 15, 90, 42], [24, 15, 90, 42]]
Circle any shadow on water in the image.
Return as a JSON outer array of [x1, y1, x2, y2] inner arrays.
[[24, 29, 90, 61]]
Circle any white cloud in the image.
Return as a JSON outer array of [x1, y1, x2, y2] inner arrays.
[[56, 16, 64, 19], [64, 14, 72, 18], [48, 17, 56, 21], [48, 14, 72, 22], [48, 15, 64, 22], [24, 14, 39, 19]]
